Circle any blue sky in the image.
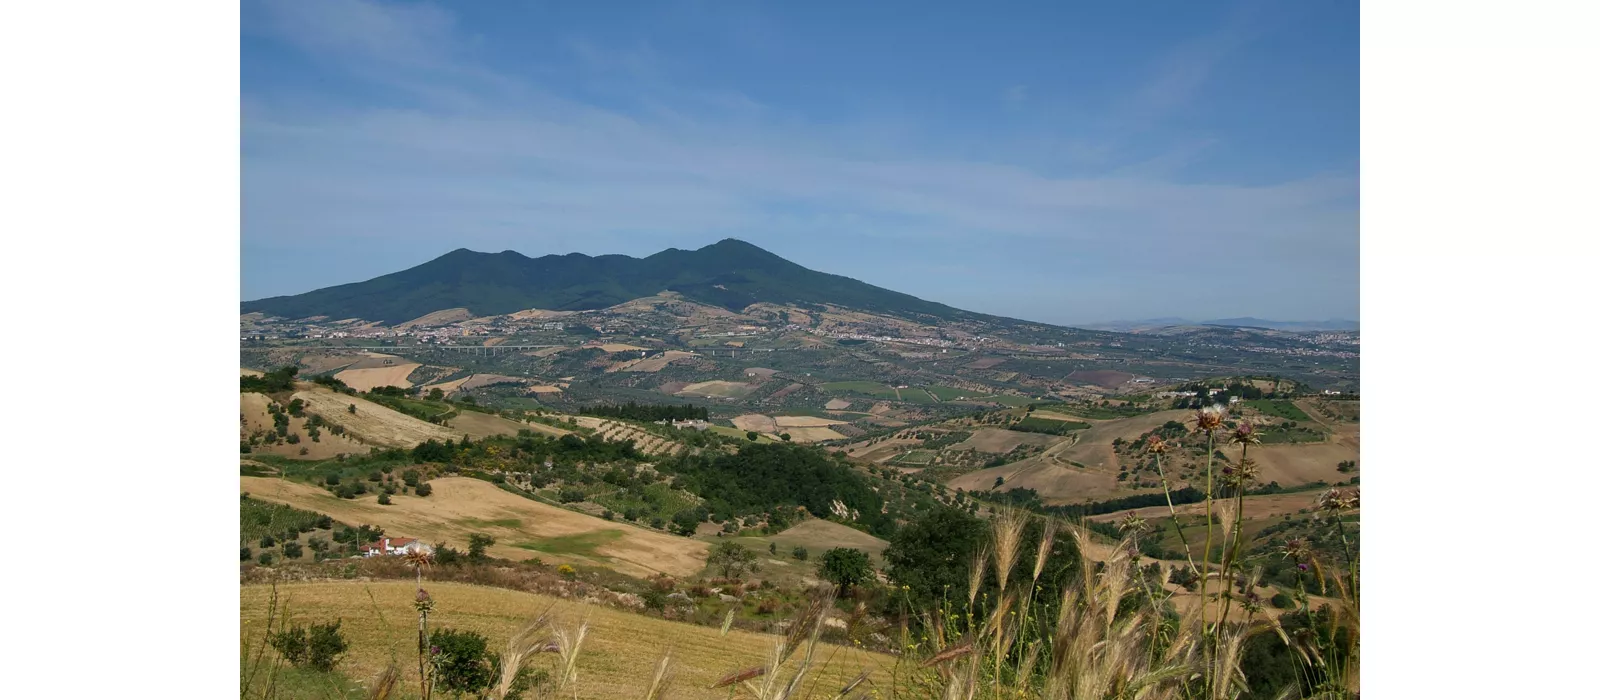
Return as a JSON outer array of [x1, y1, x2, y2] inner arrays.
[[242, 0, 1357, 325]]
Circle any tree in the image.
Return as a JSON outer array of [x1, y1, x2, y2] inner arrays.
[[347, 403, 356, 414], [415, 482, 432, 497], [819, 548, 874, 593], [377, 493, 391, 505], [282, 541, 304, 559], [427, 388, 445, 401], [467, 534, 495, 562], [884, 506, 989, 611], [671, 509, 703, 536], [792, 546, 809, 561], [780, 433, 791, 442], [269, 620, 349, 672], [769, 542, 778, 555], [708, 541, 761, 580], [994, 476, 1004, 488], [746, 431, 759, 442]]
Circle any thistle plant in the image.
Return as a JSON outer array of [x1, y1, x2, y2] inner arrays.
[[404, 549, 435, 699]]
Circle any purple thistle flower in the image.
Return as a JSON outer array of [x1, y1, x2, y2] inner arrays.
[[1297, 563, 1309, 571]]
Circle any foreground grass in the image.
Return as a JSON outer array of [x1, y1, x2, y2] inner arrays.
[[241, 580, 892, 699]]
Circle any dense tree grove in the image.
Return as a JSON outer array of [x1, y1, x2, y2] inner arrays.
[[657, 443, 893, 536], [240, 366, 298, 393], [580, 401, 708, 422], [883, 506, 1081, 617]]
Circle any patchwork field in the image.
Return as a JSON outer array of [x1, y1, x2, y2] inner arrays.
[[240, 581, 892, 699], [965, 357, 1008, 369], [773, 416, 849, 428], [572, 417, 686, 456], [334, 361, 422, 392], [596, 343, 647, 353], [782, 426, 849, 443], [824, 398, 853, 410], [947, 459, 1127, 503], [240, 476, 707, 577], [424, 375, 472, 396], [675, 380, 754, 398], [820, 381, 898, 398], [460, 373, 529, 390], [611, 350, 697, 373], [731, 414, 777, 433], [1067, 369, 1134, 388], [291, 386, 460, 448], [952, 428, 1061, 453]]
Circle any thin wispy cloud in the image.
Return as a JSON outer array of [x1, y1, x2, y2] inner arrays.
[[243, 0, 1357, 324]]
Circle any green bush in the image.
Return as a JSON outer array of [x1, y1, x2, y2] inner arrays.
[[282, 541, 304, 559], [429, 628, 495, 695], [416, 482, 433, 497], [377, 493, 391, 505], [240, 547, 251, 561], [269, 620, 349, 672], [259, 535, 276, 548], [819, 547, 874, 593], [402, 469, 421, 486], [792, 546, 809, 561], [257, 552, 274, 566], [1271, 592, 1294, 608]]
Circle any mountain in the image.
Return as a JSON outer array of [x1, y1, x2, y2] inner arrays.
[[241, 239, 981, 325]]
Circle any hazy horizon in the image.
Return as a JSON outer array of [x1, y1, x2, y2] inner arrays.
[[243, 0, 1358, 326]]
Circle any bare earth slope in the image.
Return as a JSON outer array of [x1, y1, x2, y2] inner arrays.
[[292, 386, 459, 448]]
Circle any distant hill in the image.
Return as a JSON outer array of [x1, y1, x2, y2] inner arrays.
[[1082, 317, 1358, 333], [1201, 318, 1359, 332], [242, 239, 983, 325]]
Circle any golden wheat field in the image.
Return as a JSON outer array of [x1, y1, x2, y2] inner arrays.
[[241, 476, 708, 578], [241, 581, 894, 699]]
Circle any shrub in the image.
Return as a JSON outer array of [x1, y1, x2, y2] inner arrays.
[[792, 546, 809, 561], [1271, 592, 1294, 608], [402, 469, 421, 486], [434, 543, 462, 566], [467, 534, 495, 561], [415, 482, 433, 497], [641, 589, 667, 611], [269, 620, 349, 671], [257, 552, 274, 566], [324, 474, 340, 486], [282, 541, 304, 559], [377, 493, 391, 505], [240, 547, 251, 561], [557, 564, 577, 580], [259, 534, 276, 548], [428, 628, 495, 696]]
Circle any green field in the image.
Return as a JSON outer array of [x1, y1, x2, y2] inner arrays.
[[925, 385, 972, 401], [889, 449, 938, 465], [513, 529, 625, 556], [896, 387, 939, 403], [1243, 400, 1311, 421], [707, 424, 780, 443], [820, 381, 899, 398]]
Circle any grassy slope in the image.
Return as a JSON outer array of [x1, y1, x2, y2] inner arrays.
[[241, 581, 894, 700]]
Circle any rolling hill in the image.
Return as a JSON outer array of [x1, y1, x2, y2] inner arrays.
[[242, 239, 984, 324]]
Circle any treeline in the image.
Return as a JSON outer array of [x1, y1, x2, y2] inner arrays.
[[241, 366, 299, 393], [581, 402, 708, 422], [1008, 416, 1091, 435], [658, 443, 893, 536], [973, 486, 1206, 518], [410, 431, 641, 466]]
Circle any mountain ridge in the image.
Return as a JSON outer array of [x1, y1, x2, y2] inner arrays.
[[242, 239, 983, 325]]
